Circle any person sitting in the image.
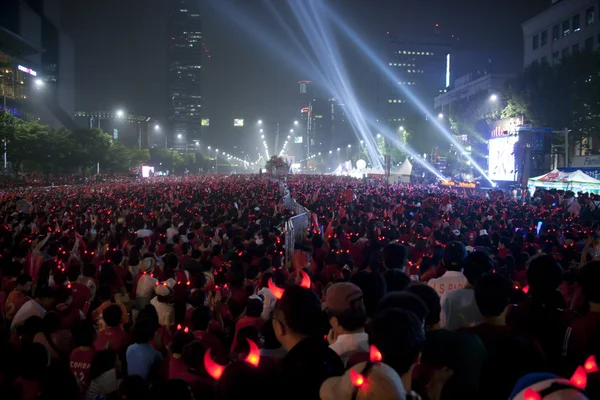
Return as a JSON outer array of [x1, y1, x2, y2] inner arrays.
[[274, 285, 345, 400], [324, 282, 369, 366]]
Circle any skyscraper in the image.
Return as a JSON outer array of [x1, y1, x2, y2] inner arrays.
[[167, 0, 203, 149]]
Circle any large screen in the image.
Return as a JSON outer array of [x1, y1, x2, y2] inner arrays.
[[488, 136, 518, 181]]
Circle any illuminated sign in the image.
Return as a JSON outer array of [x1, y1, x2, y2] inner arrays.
[[294, 136, 303, 144], [445, 54, 450, 88], [441, 181, 477, 188], [233, 119, 244, 127], [18, 65, 37, 76], [201, 119, 210, 126], [489, 135, 518, 181]]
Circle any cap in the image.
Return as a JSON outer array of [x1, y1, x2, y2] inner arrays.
[[155, 284, 171, 297], [453, 229, 460, 236], [479, 229, 488, 236], [323, 282, 363, 312], [320, 362, 406, 400], [442, 241, 467, 268]]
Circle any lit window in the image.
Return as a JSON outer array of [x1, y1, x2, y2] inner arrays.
[[573, 14, 581, 32], [586, 7, 595, 25], [388, 100, 392, 103], [563, 19, 570, 36], [388, 63, 392, 66]]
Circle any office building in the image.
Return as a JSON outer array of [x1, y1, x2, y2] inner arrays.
[[380, 31, 452, 127], [167, 0, 203, 148], [523, 0, 600, 67], [74, 111, 152, 149], [0, 0, 75, 129]]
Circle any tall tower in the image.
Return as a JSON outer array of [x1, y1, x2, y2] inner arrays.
[[167, 0, 203, 149]]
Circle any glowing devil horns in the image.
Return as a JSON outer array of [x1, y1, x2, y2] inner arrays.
[[203, 338, 261, 380], [350, 345, 383, 388], [268, 271, 312, 300], [522, 355, 598, 400]]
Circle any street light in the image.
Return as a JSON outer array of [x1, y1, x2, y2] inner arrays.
[[399, 126, 404, 131], [289, 129, 294, 133], [287, 135, 291, 139], [490, 94, 498, 101], [177, 134, 182, 139], [261, 135, 265, 139], [438, 113, 444, 119], [258, 120, 263, 125], [337, 148, 340, 151], [259, 129, 263, 133], [348, 144, 351, 148], [34, 79, 44, 87], [294, 120, 299, 125], [329, 150, 333, 154], [154, 124, 160, 130], [360, 140, 364, 144], [376, 134, 382, 138], [208, 146, 211, 150], [116, 110, 124, 118]]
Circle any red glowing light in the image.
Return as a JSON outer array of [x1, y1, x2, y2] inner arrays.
[[300, 270, 311, 289], [522, 285, 530, 294], [244, 339, 260, 367], [570, 366, 587, 389], [268, 278, 285, 300], [523, 388, 542, 400], [350, 369, 365, 387], [204, 349, 225, 380], [369, 345, 382, 362], [584, 355, 599, 373]]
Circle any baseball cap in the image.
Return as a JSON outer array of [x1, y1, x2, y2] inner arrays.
[[320, 361, 406, 400], [323, 282, 363, 312], [453, 229, 460, 236], [155, 283, 170, 297], [442, 241, 467, 268], [479, 229, 489, 236]]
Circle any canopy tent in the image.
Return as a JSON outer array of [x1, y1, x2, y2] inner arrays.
[[527, 169, 600, 194], [395, 158, 413, 183]]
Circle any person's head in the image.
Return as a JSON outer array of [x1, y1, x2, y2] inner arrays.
[[463, 251, 494, 286], [170, 329, 194, 354], [54, 286, 73, 308], [35, 286, 55, 310], [132, 317, 157, 344], [323, 282, 367, 335], [16, 273, 33, 293], [475, 273, 513, 318], [234, 326, 262, 355], [382, 243, 408, 270], [377, 291, 428, 325], [272, 285, 322, 350], [320, 361, 406, 400], [370, 308, 426, 378], [119, 375, 148, 400], [350, 270, 387, 320], [182, 341, 206, 369], [66, 265, 81, 283], [21, 342, 49, 380], [149, 379, 193, 400], [89, 349, 118, 382], [407, 284, 441, 330], [527, 254, 562, 299], [442, 241, 467, 271], [383, 269, 411, 293], [41, 311, 61, 334], [102, 304, 123, 329], [215, 360, 279, 400], [72, 320, 97, 347], [509, 373, 589, 400], [191, 305, 212, 331], [578, 261, 600, 304], [38, 364, 80, 400], [246, 297, 263, 318]]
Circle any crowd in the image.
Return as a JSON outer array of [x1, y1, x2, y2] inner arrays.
[[0, 173, 597, 399]]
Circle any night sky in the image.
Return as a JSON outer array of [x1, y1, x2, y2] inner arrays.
[[60, 0, 548, 149]]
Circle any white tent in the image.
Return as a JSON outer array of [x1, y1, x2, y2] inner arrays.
[[528, 169, 600, 194], [395, 158, 413, 183]]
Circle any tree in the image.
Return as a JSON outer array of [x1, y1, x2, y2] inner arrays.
[[68, 128, 113, 174], [265, 155, 289, 174]]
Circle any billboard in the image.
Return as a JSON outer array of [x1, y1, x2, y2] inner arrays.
[[234, 119, 244, 127], [201, 119, 210, 126], [294, 136, 303, 143], [489, 135, 518, 181]]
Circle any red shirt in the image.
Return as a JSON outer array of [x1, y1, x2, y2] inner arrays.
[[193, 330, 225, 361], [13, 377, 40, 400], [4, 290, 30, 321], [230, 316, 264, 352], [69, 346, 95, 393], [69, 282, 91, 312], [94, 327, 129, 353], [168, 354, 188, 380]]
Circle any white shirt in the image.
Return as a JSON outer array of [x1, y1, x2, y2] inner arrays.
[[257, 287, 277, 321], [11, 299, 46, 331], [441, 287, 482, 330], [329, 332, 369, 366], [428, 271, 468, 298], [136, 274, 158, 298], [136, 229, 153, 238], [150, 297, 175, 327], [166, 227, 179, 244]]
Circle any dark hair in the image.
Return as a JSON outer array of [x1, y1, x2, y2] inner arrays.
[[463, 252, 494, 286], [148, 378, 192, 400], [119, 375, 148, 400], [36, 286, 55, 300], [527, 254, 562, 299], [170, 330, 194, 354], [191, 305, 212, 331], [21, 342, 48, 380], [276, 286, 322, 337], [246, 298, 263, 318], [261, 319, 281, 350], [89, 349, 117, 382], [66, 265, 81, 283], [215, 361, 279, 400], [383, 269, 412, 292], [475, 273, 513, 317], [378, 291, 429, 324], [132, 318, 157, 344], [235, 326, 261, 354], [38, 365, 79, 400], [42, 311, 61, 335], [102, 304, 123, 328], [326, 299, 367, 332], [350, 271, 387, 318], [383, 243, 408, 270], [54, 286, 72, 304], [407, 284, 441, 327], [16, 273, 33, 286], [72, 320, 96, 347], [578, 261, 600, 303], [182, 341, 206, 368], [370, 308, 426, 376]]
